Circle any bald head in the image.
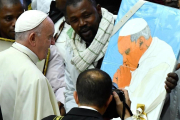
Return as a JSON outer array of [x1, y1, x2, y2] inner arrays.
[[76, 69, 112, 108], [78, 69, 109, 83]]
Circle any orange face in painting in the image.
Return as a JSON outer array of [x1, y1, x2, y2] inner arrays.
[[118, 35, 148, 71]]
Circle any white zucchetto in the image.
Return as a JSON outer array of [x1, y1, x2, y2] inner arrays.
[[119, 18, 148, 36], [15, 10, 48, 32]]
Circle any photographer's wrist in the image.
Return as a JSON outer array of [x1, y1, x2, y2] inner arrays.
[[124, 110, 131, 119], [124, 114, 131, 119]]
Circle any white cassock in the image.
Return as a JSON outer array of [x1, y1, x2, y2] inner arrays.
[[127, 37, 176, 119], [0, 43, 60, 120]]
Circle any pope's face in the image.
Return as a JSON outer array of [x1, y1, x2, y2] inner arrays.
[[118, 36, 144, 71], [0, 3, 24, 39], [66, 0, 101, 45], [36, 18, 55, 60]]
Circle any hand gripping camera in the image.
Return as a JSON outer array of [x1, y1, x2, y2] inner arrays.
[[103, 85, 133, 120]]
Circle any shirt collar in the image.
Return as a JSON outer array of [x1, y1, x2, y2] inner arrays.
[[79, 106, 98, 112], [12, 42, 39, 64]]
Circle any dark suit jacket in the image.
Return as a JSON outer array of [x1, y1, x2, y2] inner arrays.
[[42, 107, 104, 120]]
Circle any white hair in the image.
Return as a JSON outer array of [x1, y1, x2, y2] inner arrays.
[[15, 23, 43, 40], [130, 25, 151, 42]]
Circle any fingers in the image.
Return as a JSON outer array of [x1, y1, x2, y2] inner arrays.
[[113, 91, 123, 106], [176, 63, 180, 70], [166, 76, 178, 85], [119, 89, 129, 100], [118, 88, 131, 107], [165, 80, 176, 89], [165, 73, 179, 93], [165, 85, 171, 93], [113, 71, 118, 84], [58, 102, 66, 115], [167, 73, 178, 81], [119, 66, 123, 75], [60, 106, 66, 116], [113, 91, 123, 118], [114, 89, 131, 119]]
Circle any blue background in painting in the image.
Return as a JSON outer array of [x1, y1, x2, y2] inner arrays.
[[101, 0, 180, 79]]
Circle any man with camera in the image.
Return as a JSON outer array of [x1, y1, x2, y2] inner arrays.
[[42, 69, 132, 120]]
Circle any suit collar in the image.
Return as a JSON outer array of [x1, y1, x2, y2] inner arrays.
[[12, 42, 39, 64], [67, 107, 103, 119]]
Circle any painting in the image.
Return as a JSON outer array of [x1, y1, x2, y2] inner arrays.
[[101, 0, 180, 119]]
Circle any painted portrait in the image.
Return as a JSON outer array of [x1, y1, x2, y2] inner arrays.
[[101, 0, 180, 119]]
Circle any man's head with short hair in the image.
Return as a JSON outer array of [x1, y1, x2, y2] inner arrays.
[[0, 0, 24, 39], [0, 0, 22, 10], [74, 69, 112, 114], [56, 0, 96, 14], [65, 0, 97, 8], [15, 10, 55, 60], [65, 0, 102, 46]]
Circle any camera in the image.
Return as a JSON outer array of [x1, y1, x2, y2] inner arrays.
[[103, 85, 132, 119], [103, 88, 125, 118]]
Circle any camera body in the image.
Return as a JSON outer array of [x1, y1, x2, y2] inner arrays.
[[103, 89, 125, 118]]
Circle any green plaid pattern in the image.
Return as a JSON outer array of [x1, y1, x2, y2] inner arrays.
[[68, 8, 114, 72]]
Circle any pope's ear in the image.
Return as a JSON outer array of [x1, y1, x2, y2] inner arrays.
[[138, 36, 146, 49], [28, 32, 36, 47]]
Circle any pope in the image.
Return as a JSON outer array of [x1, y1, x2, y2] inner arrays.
[[0, 10, 60, 120]]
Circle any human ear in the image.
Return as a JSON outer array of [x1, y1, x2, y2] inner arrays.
[[65, 15, 70, 25], [73, 91, 79, 105], [105, 95, 113, 108], [96, 4, 102, 17], [28, 32, 36, 47]]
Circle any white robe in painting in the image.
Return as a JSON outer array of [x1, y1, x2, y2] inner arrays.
[[0, 43, 60, 120], [127, 37, 176, 119]]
